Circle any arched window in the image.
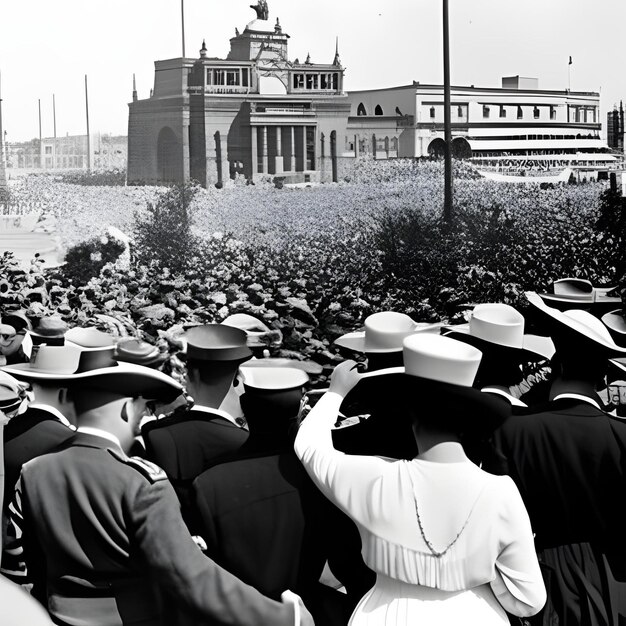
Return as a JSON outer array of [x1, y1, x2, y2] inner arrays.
[[374, 104, 383, 116], [357, 103, 367, 116]]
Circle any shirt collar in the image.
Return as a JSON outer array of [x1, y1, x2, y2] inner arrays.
[[552, 393, 603, 411], [76, 426, 123, 448], [192, 404, 244, 427], [29, 403, 75, 429]]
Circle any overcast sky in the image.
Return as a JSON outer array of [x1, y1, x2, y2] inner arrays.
[[1, 0, 624, 142]]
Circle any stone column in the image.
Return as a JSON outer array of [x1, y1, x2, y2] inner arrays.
[[302, 126, 308, 171], [261, 126, 268, 174], [251, 126, 258, 177], [275, 126, 283, 173], [288, 126, 295, 171]]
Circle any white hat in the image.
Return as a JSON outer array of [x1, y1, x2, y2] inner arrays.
[[402, 333, 481, 387], [526, 292, 626, 355], [601, 309, 626, 346], [65, 327, 117, 351], [239, 366, 309, 391], [538, 278, 620, 309], [444, 303, 555, 361], [334, 311, 442, 354]]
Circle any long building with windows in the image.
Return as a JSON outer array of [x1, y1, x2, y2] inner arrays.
[[127, 7, 350, 186], [346, 76, 622, 174]]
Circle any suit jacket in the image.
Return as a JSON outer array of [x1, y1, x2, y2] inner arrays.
[[193, 442, 370, 625], [484, 398, 626, 625], [142, 407, 248, 531], [14, 431, 294, 626]]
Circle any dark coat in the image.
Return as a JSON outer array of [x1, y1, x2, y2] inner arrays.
[[484, 398, 626, 626], [193, 440, 372, 626], [15, 431, 294, 626], [141, 408, 248, 531]]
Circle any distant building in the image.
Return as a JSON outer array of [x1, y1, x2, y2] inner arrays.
[[346, 76, 620, 172], [607, 101, 624, 153], [5, 134, 127, 172], [128, 6, 351, 186]]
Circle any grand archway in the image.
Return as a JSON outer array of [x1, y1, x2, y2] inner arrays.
[[427, 138, 446, 159]]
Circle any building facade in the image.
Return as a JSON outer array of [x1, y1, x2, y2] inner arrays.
[[607, 101, 624, 153], [346, 76, 620, 173], [127, 6, 351, 186]]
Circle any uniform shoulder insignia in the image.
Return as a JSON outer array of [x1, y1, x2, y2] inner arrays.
[[107, 449, 168, 483]]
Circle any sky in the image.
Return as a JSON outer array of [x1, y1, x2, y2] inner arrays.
[[0, 0, 624, 143]]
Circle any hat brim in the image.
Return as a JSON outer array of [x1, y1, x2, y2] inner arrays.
[[240, 357, 323, 376], [537, 292, 621, 311], [526, 292, 626, 356], [2, 361, 182, 401], [444, 326, 554, 362], [334, 323, 444, 354]]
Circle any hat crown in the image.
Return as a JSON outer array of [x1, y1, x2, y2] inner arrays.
[[469, 303, 525, 349], [364, 311, 416, 352], [241, 366, 309, 391], [403, 334, 481, 387], [65, 327, 115, 349], [185, 324, 252, 361]]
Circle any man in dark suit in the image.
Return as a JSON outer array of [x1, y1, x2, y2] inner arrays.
[[6, 344, 312, 626], [193, 366, 368, 625], [484, 292, 626, 626], [142, 325, 251, 531]]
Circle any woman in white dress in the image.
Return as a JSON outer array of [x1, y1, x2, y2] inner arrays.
[[294, 333, 546, 625]]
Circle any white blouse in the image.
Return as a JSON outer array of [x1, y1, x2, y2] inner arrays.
[[294, 391, 546, 618]]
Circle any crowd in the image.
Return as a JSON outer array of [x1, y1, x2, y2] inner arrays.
[[0, 278, 625, 626]]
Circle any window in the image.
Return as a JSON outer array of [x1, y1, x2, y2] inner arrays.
[[332, 73, 338, 90], [550, 106, 556, 120], [242, 68, 249, 87], [213, 70, 225, 85], [45, 146, 52, 155], [305, 74, 318, 89], [533, 107, 540, 119], [357, 103, 367, 116], [457, 105, 463, 118], [429, 106, 435, 118], [499, 105, 506, 118], [517, 106, 523, 119], [483, 105, 490, 118], [206, 69, 212, 85], [226, 70, 240, 86], [293, 74, 304, 89], [374, 105, 383, 116], [320, 74, 328, 89]]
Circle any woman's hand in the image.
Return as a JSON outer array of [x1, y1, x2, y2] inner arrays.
[[328, 360, 364, 397]]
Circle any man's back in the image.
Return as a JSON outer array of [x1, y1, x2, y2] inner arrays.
[[17, 431, 295, 626]]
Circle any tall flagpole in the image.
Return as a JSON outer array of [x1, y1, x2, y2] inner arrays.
[[38, 98, 42, 169], [181, 0, 186, 57], [85, 75, 91, 172], [53, 93, 57, 169], [442, 0, 453, 223]]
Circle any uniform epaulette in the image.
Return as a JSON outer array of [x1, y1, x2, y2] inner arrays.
[[108, 449, 168, 483]]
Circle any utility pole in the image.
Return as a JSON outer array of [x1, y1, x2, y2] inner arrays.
[[53, 93, 57, 169], [442, 0, 453, 223], [181, 0, 186, 57], [84, 75, 91, 171], [38, 98, 43, 169]]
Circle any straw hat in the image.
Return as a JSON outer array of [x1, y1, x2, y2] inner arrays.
[[526, 292, 626, 356], [334, 311, 442, 354], [2, 345, 182, 401], [444, 303, 555, 362]]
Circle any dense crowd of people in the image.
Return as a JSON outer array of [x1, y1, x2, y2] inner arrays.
[[1, 280, 626, 625]]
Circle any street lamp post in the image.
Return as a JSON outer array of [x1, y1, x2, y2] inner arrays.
[[443, 0, 453, 223]]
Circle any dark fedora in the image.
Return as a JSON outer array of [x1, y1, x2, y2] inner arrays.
[[185, 324, 253, 362]]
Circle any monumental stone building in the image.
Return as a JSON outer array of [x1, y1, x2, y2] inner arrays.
[[128, 2, 350, 186]]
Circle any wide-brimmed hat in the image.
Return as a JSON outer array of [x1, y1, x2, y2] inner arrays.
[[444, 303, 555, 362], [185, 324, 253, 362], [601, 309, 626, 348], [334, 311, 442, 354], [526, 291, 626, 356], [221, 313, 283, 350], [394, 334, 510, 426], [2, 345, 182, 401], [115, 339, 165, 367], [65, 327, 116, 350], [537, 278, 621, 312], [29, 316, 68, 346]]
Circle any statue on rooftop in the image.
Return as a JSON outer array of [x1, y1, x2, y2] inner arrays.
[[250, 0, 269, 20]]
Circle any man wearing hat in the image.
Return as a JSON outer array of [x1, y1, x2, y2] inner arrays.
[[141, 324, 251, 531], [0, 310, 32, 365], [5, 343, 312, 626], [444, 303, 555, 409], [484, 292, 626, 625], [193, 367, 367, 625]]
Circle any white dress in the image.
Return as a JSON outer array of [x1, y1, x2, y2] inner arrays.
[[294, 391, 546, 625]]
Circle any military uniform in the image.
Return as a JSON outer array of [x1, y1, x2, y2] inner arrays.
[[11, 429, 295, 626]]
